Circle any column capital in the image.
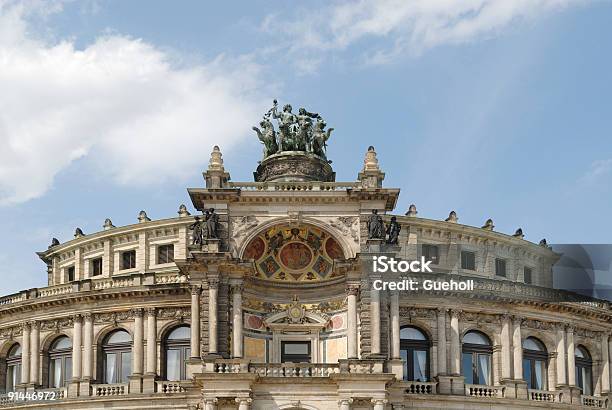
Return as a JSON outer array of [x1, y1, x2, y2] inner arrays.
[[346, 284, 360, 296], [72, 314, 83, 323], [146, 307, 156, 316], [190, 285, 202, 295], [235, 398, 252, 404], [338, 398, 353, 405], [22, 322, 31, 332], [130, 308, 144, 318], [437, 307, 448, 315], [371, 398, 388, 405], [207, 278, 220, 289], [83, 312, 93, 321], [566, 325, 575, 334], [28, 320, 39, 330], [511, 315, 523, 326], [230, 282, 244, 293], [449, 309, 462, 318]]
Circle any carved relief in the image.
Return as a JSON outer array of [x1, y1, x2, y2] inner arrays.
[[157, 307, 191, 321]]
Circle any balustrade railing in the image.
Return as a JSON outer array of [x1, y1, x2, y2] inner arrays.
[[37, 284, 73, 298], [156, 381, 187, 394], [465, 384, 504, 398], [228, 182, 360, 191], [251, 363, 340, 377], [405, 381, 437, 395], [528, 389, 561, 402], [582, 395, 608, 408], [92, 383, 128, 396]]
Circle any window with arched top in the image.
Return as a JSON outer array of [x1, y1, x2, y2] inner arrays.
[[575, 345, 593, 395], [5, 344, 21, 392], [462, 330, 492, 385], [101, 330, 132, 384], [48, 336, 72, 388], [400, 326, 430, 382], [522, 337, 547, 390], [163, 326, 190, 381]]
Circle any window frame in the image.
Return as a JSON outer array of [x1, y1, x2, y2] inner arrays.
[[462, 330, 493, 385], [5, 344, 21, 393], [120, 250, 136, 270], [91, 257, 103, 276], [495, 258, 507, 277], [280, 341, 312, 363], [157, 244, 175, 265], [66, 266, 75, 282], [100, 330, 132, 384], [522, 337, 548, 390], [399, 326, 431, 382], [523, 266, 533, 284], [163, 326, 191, 381], [461, 251, 476, 271], [575, 346, 593, 396], [48, 336, 72, 388], [421, 244, 439, 265]]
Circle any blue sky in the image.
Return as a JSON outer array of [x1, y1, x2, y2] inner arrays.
[[0, 0, 611, 295]]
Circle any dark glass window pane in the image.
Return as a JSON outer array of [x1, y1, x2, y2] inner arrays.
[[422, 245, 439, 265], [121, 352, 132, 383], [400, 349, 408, 381], [67, 266, 75, 282], [461, 251, 476, 270], [92, 258, 103, 276], [524, 267, 532, 284], [158, 244, 175, 264], [495, 259, 507, 277], [523, 358, 532, 389], [462, 353, 473, 384], [121, 251, 136, 270]]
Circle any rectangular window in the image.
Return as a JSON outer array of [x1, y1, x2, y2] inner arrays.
[[524, 267, 532, 284], [495, 258, 507, 277], [157, 244, 175, 264], [281, 341, 311, 363], [461, 251, 476, 271], [422, 244, 439, 265], [121, 250, 136, 270], [67, 266, 75, 282], [91, 258, 103, 276]]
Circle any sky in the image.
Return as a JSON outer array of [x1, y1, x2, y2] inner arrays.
[[0, 0, 611, 295]]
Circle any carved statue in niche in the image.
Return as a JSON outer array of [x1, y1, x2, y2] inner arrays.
[[367, 209, 385, 239], [203, 208, 219, 239], [188, 216, 203, 245], [386, 216, 401, 244]]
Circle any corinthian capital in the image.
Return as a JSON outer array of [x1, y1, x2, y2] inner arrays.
[[346, 284, 360, 296], [207, 278, 220, 289]]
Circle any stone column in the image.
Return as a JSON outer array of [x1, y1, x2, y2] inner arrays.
[[208, 278, 219, 354], [203, 398, 217, 410], [235, 398, 252, 410], [449, 310, 461, 375], [567, 326, 576, 386], [231, 282, 243, 358], [512, 317, 523, 380], [370, 284, 381, 355], [21, 323, 30, 385], [347, 284, 359, 359], [338, 399, 352, 410], [133, 309, 144, 375], [82, 313, 93, 380], [500, 315, 512, 380], [72, 315, 82, 380], [29, 322, 39, 385], [146, 308, 157, 375], [437, 308, 447, 375], [190, 286, 201, 358], [601, 333, 610, 393], [390, 291, 400, 359], [556, 324, 567, 386], [371, 399, 387, 410]]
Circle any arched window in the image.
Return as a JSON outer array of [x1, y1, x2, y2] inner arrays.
[[522, 337, 547, 390], [400, 326, 430, 382], [48, 336, 72, 388], [102, 330, 132, 384], [164, 326, 190, 381], [575, 345, 593, 395], [5, 344, 21, 392], [462, 330, 492, 385]]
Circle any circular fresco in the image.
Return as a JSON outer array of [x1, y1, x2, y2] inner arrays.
[[241, 224, 346, 282], [279, 242, 313, 270]]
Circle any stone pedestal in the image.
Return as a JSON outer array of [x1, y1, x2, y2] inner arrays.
[[203, 239, 220, 253], [79, 379, 91, 397], [186, 358, 203, 379], [436, 375, 465, 395], [387, 359, 404, 380], [128, 375, 142, 394], [501, 379, 528, 399], [142, 374, 156, 394], [67, 380, 80, 398], [366, 239, 384, 253]]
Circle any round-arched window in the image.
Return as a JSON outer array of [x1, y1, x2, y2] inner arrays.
[[5, 344, 21, 392], [400, 326, 430, 382], [522, 337, 547, 390], [101, 330, 132, 384], [462, 330, 492, 385], [575, 345, 593, 395], [48, 336, 72, 388], [164, 326, 190, 381]]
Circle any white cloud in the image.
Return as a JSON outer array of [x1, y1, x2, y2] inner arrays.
[[266, 0, 586, 65], [0, 1, 268, 205], [580, 159, 612, 185]]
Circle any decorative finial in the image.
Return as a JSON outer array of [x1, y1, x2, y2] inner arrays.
[[539, 238, 548, 247], [405, 204, 417, 217], [178, 204, 191, 218], [363, 146, 379, 171], [481, 219, 494, 231], [48, 238, 60, 249], [103, 218, 115, 230], [445, 211, 458, 223], [138, 210, 151, 223], [513, 228, 524, 239], [208, 146, 225, 171], [74, 228, 84, 238]]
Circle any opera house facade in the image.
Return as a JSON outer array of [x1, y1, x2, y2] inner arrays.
[[0, 104, 610, 409]]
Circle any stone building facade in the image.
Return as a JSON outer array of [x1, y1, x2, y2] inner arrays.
[[0, 131, 610, 409]]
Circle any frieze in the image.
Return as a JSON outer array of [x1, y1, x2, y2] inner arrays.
[[327, 216, 360, 244], [40, 317, 74, 332], [399, 307, 436, 319], [522, 319, 555, 331], [157, 307, 191, 321], [93, 311, 133, 325], [0, 326, 22, 339], [243, 296, 345, 314], [461, 312, 499, 324]]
